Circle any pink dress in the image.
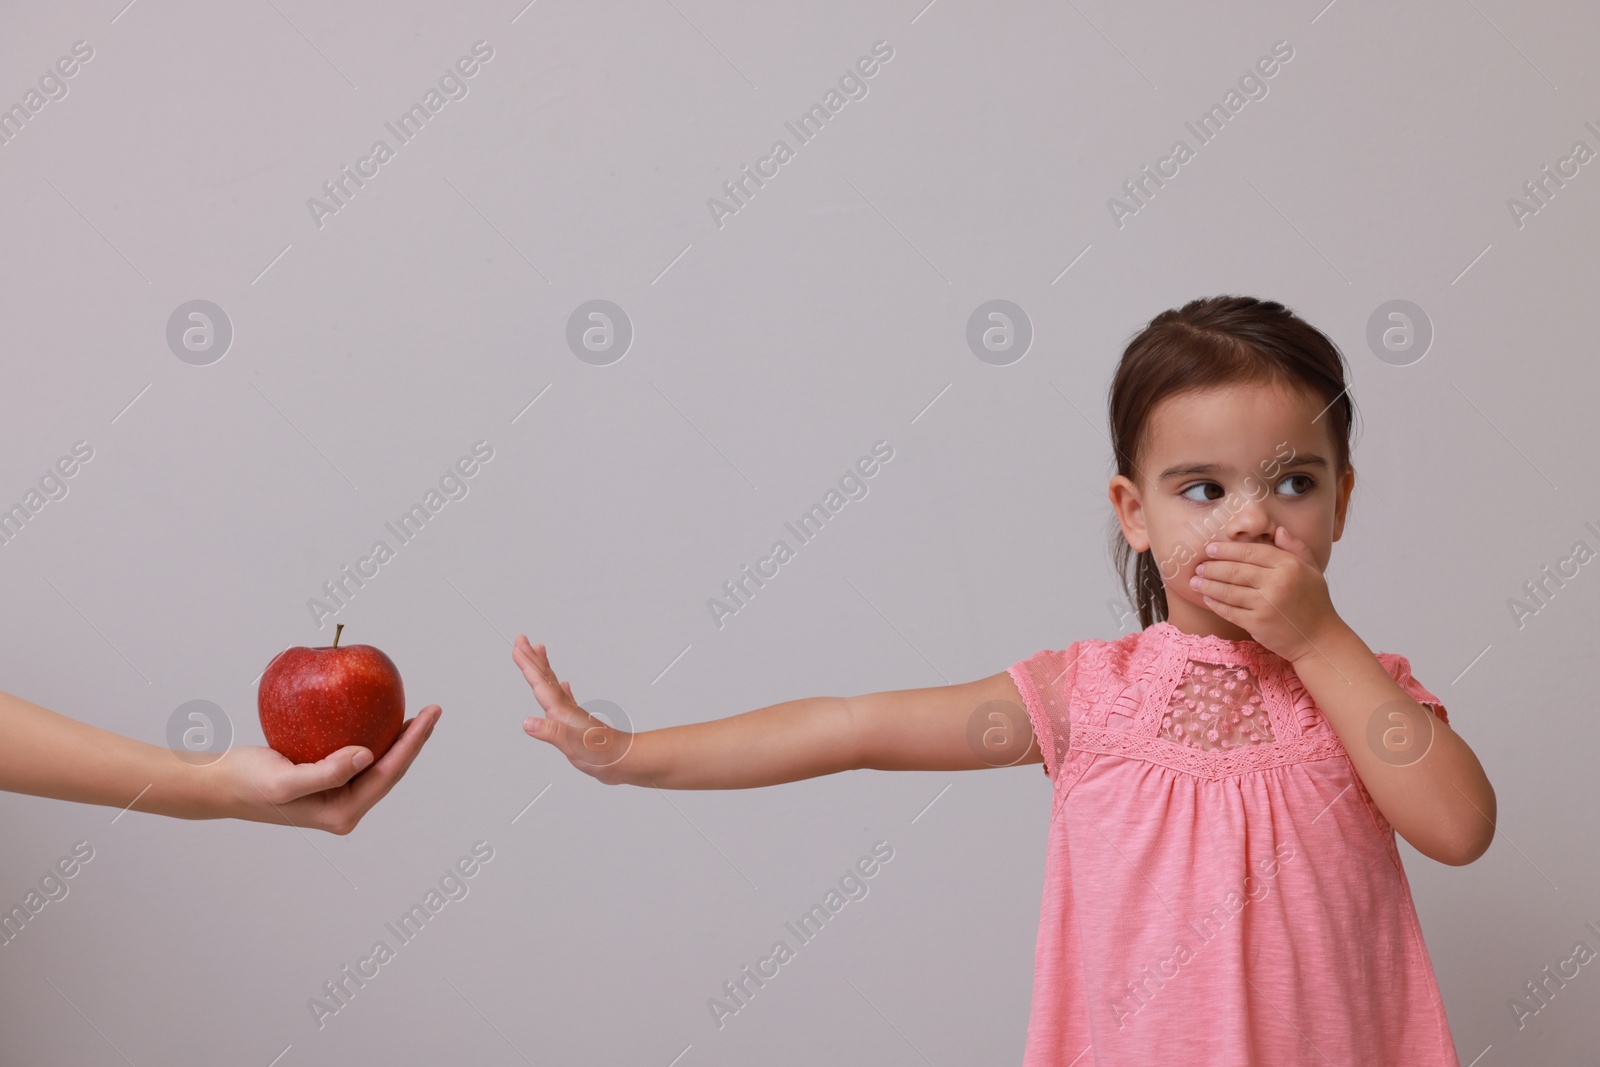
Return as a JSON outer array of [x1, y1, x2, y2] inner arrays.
[[1007, 620, 1460, 1066]]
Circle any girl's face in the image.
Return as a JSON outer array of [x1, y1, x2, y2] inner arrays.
[[1108, 380, 1356, 640]]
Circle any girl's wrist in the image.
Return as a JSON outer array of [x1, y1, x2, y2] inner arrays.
[[607, 728, 658, 788], [1289, 615, 1356, 668]]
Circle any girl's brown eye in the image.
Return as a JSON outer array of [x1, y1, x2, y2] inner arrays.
[[1179, 482, 1225, 503]]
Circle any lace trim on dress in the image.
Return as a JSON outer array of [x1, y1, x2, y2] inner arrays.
[[1074, 724, 1345, 781], [1079, 624, 1335, 779], [1158, 660, 1277, 751]]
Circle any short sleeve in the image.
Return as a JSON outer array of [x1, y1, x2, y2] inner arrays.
[[1007, 642, 1080, 779], [1376, 652, 1448, 725]]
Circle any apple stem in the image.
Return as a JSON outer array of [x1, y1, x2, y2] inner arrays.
[[334, 623, 344, 649]]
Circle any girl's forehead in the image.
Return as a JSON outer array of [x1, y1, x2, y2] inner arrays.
[[1143, 383, 1333, 464]]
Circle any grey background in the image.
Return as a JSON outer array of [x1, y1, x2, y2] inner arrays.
[[0, 0, 1595, 1063]]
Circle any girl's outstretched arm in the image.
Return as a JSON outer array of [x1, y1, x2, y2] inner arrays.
[[0, 688, 440, 834], [512, 634, 1039, 788]]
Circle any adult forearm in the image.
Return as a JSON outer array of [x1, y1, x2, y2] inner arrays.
[[0, 690, 218, 819], [616, 695, 858, 790], [1291, 625, 1496, 864]]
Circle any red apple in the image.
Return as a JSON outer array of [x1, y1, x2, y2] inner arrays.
[[258, 624, 405, 765]]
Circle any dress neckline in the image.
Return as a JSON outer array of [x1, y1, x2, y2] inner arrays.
[[1148, 620, 1280, 662]]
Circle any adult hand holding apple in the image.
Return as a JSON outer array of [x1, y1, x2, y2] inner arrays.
[[0, 685, 439, 836], [209, 704, 439, 834], [220, 622, 429, 834]]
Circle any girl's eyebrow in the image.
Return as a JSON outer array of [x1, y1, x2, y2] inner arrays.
[[1158, 454, 1330, 481]]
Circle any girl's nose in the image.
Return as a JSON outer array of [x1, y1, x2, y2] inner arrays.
[[1220, 500, 1275, 541]]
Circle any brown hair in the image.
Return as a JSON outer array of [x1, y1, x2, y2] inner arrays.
[[1108, 295, 1360, 629]]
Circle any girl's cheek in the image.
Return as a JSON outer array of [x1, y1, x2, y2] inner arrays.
[[1154, 536, 1198, 581], [1159, 554, 1205, 592]]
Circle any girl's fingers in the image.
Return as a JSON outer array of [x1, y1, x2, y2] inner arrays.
[[511, 634, 542, 686], [512, 636, 563, 711], [1196, 559, 1262, 585], [514, 636, 560, 691], [514, 636, 587, 744], [1273, 524, 1314, 564], [1192, 575, 1248, 608]]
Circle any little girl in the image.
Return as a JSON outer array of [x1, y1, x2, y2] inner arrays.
[[512, 295, 1494, 1066]]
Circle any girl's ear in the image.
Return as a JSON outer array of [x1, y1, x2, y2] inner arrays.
[[1108, 475, 1150, 552], [1330, 463, 1356, 541]]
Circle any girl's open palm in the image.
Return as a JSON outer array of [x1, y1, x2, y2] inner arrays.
[[513, 635, 633, 784]]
